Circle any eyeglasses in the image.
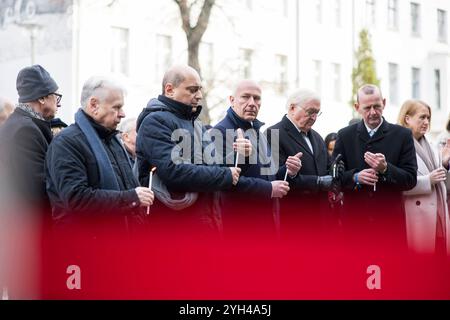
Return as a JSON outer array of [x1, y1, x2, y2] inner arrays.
[[52, 93, 62, 104], [302, 108, 322, 118]]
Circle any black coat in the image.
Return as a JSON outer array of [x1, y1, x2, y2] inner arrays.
[[215, 108, 282, 196], [0, 108, 52, 209], [332, 119, 417, 239], [136, 96, 234, 232], [266, 115, 331, 233], [136, 96, 233, 192], [45, 113, 141, 229], [266, 115, 330, 193], [214, 108, 285, 235]]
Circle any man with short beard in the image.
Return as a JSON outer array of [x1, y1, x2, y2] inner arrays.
[[136, 65, 241, 234]]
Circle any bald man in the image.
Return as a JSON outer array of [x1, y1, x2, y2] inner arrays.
[[213, 80, 301, 237], [136, 65, 241, 233]]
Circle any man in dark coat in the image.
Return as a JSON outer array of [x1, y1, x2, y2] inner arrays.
[[45, 76, 154, 232], [0, 65, 60, 213], [214, 80, 301, 238], [136, 65, 241, 234], [0, 65, 61, 299], [332, 84, 417, 245], [266, 89, 340, 236]]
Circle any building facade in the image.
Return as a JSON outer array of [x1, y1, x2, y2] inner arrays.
[[0, 0, 448, 138]]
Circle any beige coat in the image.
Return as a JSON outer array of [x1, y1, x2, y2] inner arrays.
[[403, 144, 450, 254]]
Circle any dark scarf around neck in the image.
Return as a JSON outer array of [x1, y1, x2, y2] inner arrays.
[[75, 109, 121, 190]]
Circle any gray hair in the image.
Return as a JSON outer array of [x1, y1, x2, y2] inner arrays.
[[285, 89, 320, 111], [80, 76, 126, 108], [118, 117, 136, 134]]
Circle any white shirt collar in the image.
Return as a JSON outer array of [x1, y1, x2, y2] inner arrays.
[[364, 118, 384, 134], [287, 115, 308, 135]]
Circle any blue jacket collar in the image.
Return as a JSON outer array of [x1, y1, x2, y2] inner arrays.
[[158, 95, 202, 121], [226, 107, 265, 131]]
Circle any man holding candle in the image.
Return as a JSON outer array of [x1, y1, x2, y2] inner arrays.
[[332, 84, 417, 245], [266, 89, 344, 236], [136, 65, 241, 234], [45, 76, 154, 232], [214, 80, 301, 237]]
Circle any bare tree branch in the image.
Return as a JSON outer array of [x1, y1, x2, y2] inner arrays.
[[173, 0, 191, 36], [172, 0, 218, 124]]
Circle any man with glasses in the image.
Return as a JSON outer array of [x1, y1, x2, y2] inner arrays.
[[332, 84, 417, 246], [0, 65, 61, 215], [266, 89, 342, 236]]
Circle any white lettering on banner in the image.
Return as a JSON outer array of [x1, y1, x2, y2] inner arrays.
[[367, 265, 382, 290], [66, 265, 81, 290]]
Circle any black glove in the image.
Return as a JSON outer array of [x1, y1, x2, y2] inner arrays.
[[317, 175, 334, 191], [330, 154, 345, 181], [316, 154, 346, 192]]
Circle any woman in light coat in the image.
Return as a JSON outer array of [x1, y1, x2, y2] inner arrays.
[[398, 100, 450, 254]]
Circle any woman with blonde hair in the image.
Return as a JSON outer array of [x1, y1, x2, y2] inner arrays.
[[398, 100, 450, 254]]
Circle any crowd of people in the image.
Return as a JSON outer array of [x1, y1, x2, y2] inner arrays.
[[1, 64, 449, 256]]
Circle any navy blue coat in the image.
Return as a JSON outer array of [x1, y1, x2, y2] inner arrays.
[[136, 96, 233, 192], [214, 108, 286, 235], [45, 112, 142, 229], [136, 96, 234, 231]]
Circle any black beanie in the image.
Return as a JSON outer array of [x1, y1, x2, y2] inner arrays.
[[16, 65, 59, 103]]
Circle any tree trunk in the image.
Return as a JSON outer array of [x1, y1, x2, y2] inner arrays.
[[186, 39, 210, 124], [174, 0, 216, 125]]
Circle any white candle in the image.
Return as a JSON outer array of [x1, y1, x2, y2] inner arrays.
[[235, 152, 240, 168], [284, 169, 289, 182], [146, 168, 155, 215]]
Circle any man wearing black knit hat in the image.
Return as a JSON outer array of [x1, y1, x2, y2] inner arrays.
[[0, 64, 61, 212]]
